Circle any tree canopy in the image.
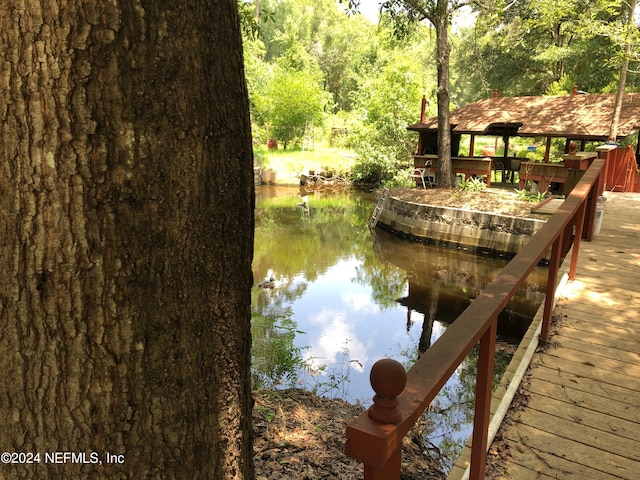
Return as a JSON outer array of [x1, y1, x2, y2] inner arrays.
[[241, 0, 639, 183]]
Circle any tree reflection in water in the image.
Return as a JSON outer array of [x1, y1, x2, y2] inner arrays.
[[252, 186, 546, 472]]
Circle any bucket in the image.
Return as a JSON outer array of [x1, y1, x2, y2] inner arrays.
[[593, 196, 606, 236]]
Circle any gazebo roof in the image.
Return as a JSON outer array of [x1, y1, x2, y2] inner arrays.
[[408, 93, 640, 140]]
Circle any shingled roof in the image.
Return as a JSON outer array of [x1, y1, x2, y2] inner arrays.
[[408, 93, 640, 140]]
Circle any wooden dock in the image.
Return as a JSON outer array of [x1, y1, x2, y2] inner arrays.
[[448, 191, 640, 479]]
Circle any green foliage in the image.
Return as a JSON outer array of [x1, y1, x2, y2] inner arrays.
[[349, 145, 404, 185], [255, 0, 379, 111], [238, 1, 260, 39], [458, 176, 487, 192], [251, 313, 308, 389], [455, 0, 636, 98], [253, 65, 332, 149], [545, 74, 575, 96], [349, 40, 435, 184], [515, 188, 548, 202]]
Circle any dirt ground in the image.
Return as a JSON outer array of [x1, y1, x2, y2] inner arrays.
[[253, 389, 447, 480], [391, 187, 549, 220]]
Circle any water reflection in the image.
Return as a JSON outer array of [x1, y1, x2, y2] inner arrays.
[[373, 228, 547, 344], [252, 186, 547, 470]]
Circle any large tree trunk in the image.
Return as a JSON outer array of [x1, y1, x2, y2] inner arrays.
[[0, 1, 255, 479], [609, 0, 636, 140], [434, 3, 452, 188]]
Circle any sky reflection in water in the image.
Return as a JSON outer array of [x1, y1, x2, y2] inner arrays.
[[252, 186, 546, 469]]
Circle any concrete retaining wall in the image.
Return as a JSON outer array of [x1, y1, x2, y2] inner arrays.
[[377, 195, 546, 258]]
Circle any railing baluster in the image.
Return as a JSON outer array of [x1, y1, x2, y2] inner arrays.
[[469, 320, 497, 479], [570, 201, 587, 280], [541, 230, 564, 341]]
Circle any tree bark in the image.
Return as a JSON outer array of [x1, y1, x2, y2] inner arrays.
[[434, 2, 452, 188], [0, 1, 254, 479], [401, 0, 453, 187], [609, 0, 636, 140]]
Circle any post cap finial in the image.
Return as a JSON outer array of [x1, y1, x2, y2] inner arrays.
[[367, 358, 407, 424]]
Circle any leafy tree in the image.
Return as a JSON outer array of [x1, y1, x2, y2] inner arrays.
[[369, 0, 470, 188], [253, 64, 331, 148], [454, 0, 638, 99], [254, 0, 380, 112], [596, 0, 640, 137], [238, 0, 261, 38], [314, 14, 381, 112], [351, 44, 433, 184]]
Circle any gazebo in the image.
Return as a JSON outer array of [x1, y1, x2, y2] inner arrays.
[[408, 89, 640, 192]]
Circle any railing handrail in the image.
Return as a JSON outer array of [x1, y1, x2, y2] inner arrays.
[[346, 159, 606, 479]]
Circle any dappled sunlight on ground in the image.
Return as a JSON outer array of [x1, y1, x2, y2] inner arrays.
[[253, 389, 445, 479], [561, 279, 620, 307]]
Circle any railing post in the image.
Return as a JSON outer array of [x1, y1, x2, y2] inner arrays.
[[364, 448, 401, 480], [352, 358, 407, 480], [569, 201, 587, 280], [469, 320, 497, 480], [541, 231, 563, 341]]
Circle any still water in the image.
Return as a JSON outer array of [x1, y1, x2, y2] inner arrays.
[[251, 185, 547, 467]]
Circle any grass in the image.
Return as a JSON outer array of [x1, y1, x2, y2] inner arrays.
[[254, 144, 358, 184]]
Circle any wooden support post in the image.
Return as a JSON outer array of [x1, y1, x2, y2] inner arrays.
[[541, 231, 564, 342], [570, 201, 587, 280], [469, 321, 497, 480], [364, 447, 401, 480], [584, 167, 606, 241], [544, 137, 552, 162], [348, 358, 407, 480]]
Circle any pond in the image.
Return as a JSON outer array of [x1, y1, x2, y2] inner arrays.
[[251, 185, 547, 470]]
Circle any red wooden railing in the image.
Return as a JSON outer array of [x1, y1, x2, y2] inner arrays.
[[599, 145, 639, 192], [346, 159, 606, 480]]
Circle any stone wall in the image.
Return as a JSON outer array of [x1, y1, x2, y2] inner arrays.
[[378, 196, 546, 258]]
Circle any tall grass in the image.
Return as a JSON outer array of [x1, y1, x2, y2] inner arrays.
[[254, 144, 358, 183]]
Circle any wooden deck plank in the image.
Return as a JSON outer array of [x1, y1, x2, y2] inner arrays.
[[548, 337, 640, 373], [571, 261, 640, 277], [501, 423, 638, 479], [556, 321, 640, 346], [530, 366, 640, 411], [502, 441, 632, 480], [558, 303, 640, 329], [525, 379, 640, 435], [499, 450, 617, 480], [556, 302, 640, 329], [541, 352, 640, 385], [561, 284, 640, 308], [580, 262, 640, 282], [510, 409, 640, 464], [571, 267, 640, 286], [528, 353, 640, 395], [556, 322, 640, 348]]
